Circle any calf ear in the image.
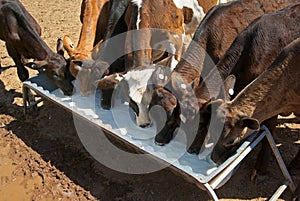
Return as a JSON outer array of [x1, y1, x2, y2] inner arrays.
[[97, 74, 122, 89], [72, 60, 94, 71], [171, 74, 186, 91], [25, 60, 48, 70], [189, 79, 198, 90], [150, 65, 171, 86], [155, 55, 173, 67], [62, 35, 75, 57], [72, 60, 83, 69], [56, 38, 65, 57], [203, 99, 224, 113], [241, 117, 260, 130], [224, 75, 236, 100]]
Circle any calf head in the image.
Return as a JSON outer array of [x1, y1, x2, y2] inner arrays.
[[209, 100, 260, 164], [98, 69, 153, 127], [149, 86, 177, 119], [132, 65, 173, 127], [148, 72, 198, 145], [170, 74, 199, 123], [123, 67, 158, 128], [25, 39, 74, 96], [149, 85, 179, 145], [97, 73, 124, 109], [62, 35, 83, 77], [63, 35, 110, 96], [148, 61, 180, 116], [71, 59, 110, 96]]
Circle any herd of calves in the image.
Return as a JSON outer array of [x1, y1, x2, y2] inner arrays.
[[0, 0, 299, 198]]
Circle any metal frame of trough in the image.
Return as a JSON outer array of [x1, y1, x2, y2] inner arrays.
[[22, 72, 296, 201]]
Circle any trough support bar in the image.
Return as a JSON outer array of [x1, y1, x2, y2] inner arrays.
[[265, 129, 296, 194], [203, 183, 219, 201], [209, 131, 265, 190], [269, 180, 289, 201], [23, 85, 30, 115], [203, 126, 295, 200], [22, 85, 43, 115]]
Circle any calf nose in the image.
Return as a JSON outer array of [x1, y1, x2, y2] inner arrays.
[[139, 123, 151, 128], [63, 87, 75, 96]]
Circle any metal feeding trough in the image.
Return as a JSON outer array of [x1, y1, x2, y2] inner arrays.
[[22, 72, 296, 200]]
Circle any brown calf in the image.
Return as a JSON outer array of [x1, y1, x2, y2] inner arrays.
[[184, 3, 300, 157], [209, 37, 300, 166], [0, 0, 73, 95]]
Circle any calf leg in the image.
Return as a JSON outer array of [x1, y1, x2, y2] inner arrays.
[[294, 181, 300, 200], [252, 116, 277, 180], [187, 124, 208, 154], [154, 105, 180, 145], [6, 43, 29, 81], [155, 119, 178, 145], [288, 149, 300, 176], [290, 150, 300, 200]]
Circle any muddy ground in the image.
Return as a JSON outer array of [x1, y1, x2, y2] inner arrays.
[[0, 0, 299, 200]]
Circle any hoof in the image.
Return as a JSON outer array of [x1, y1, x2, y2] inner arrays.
[[154, 141, 167, 146], [154, 134, 173, 145], [187, 146, 200, 155], [101, 102, 111, 110], [154, 129, 173, 145], [154, 122, 177, 146]]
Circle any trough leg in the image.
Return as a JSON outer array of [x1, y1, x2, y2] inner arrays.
[[22, 85, 29, 115], [22, 85, 41, 115], [288, 149, 300, 176], [265, 128, 296, 195], [203, 183, 219, 201], [293, 181, 300, 201], [251, 117, 277, 181]]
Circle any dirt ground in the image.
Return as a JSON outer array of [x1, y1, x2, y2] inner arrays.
[[0, 0, 299, 200]]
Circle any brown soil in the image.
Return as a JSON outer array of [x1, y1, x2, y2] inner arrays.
[[0, 0, 299, 200]]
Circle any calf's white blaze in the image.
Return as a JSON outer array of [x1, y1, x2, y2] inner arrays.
[[124, 68, 155, 104], [115, 73, 123, 82], [170, 56, 179, 71], [131, 0, 143, 29], [219, 0, 228, 4], [124, 68, 156, 126]]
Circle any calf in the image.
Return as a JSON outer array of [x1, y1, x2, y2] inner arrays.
[[209, 36, 300, 166], [0, 0, 73, 95], [150, 0, 299, 145], [62, 0, 110, 95]]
